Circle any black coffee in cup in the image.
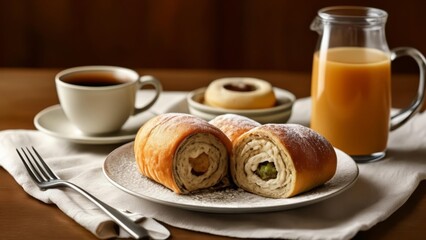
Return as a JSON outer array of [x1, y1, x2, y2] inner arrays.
[[61, 71, 131, 87]]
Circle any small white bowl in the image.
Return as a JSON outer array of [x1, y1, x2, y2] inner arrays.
[[187, 87, 296, 123]]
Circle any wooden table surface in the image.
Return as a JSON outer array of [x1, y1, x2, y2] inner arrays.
[[0, 68, 425, 239]]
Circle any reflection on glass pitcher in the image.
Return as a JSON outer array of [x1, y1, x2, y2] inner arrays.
[[310, 6, 426, 163]]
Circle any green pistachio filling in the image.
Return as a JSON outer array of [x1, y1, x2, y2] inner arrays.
[[255, 162, 277, 180]]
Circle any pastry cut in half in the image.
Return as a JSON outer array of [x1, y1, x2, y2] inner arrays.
[[232, 123, 337, 198], [134, 113, 232, 194]]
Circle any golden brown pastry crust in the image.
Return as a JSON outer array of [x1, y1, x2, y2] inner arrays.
[[209, 114, 261, 144], [232, 124, 337, 198], [204, 78, 276, 109], [134, 113, 232, 194]]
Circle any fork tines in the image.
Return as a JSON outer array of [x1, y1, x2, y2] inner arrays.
[[16, 147, 58, 184]]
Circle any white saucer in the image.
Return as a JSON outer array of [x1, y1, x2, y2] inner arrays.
[[34, 105, 156, 144]]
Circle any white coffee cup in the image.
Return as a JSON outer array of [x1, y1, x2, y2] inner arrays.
[[55, 66, 162, 135]]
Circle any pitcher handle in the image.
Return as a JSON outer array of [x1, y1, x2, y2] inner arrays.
[[390, 47, 426, 130]]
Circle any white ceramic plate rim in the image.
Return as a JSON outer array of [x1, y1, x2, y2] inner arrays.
[[34, 105, 150, 144], [103, 142, 359, 213]]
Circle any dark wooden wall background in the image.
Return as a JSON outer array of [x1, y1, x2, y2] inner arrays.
[[1, 0, 425, 72]]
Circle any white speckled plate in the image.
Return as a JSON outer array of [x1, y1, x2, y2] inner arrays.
[[103, 142, 359, 213]]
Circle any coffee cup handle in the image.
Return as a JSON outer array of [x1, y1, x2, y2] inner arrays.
[[390, 47, 426, 130], [133, 75, 163, 115]]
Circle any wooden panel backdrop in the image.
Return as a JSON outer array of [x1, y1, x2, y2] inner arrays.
[[1, 0, 426, 72]]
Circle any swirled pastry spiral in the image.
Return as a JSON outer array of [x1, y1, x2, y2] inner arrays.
[[232, 124, 337, 198], [134, 113, 232, 194]]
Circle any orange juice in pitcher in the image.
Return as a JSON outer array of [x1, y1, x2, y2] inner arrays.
[[310, 6, 425, 162], [311, 47, 391, 156]]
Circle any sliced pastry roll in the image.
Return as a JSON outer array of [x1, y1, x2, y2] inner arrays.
[[209, 114, 260, 143], [134, 113, 232, 194], [232, 124, 337, 198]]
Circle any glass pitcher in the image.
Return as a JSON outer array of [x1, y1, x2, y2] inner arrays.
[[310, 6, 425, 162]]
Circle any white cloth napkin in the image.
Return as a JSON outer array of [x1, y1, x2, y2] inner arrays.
[[1, 92, 425, 240]]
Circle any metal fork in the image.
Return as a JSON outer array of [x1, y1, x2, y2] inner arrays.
[[16, 146, 150, 240]]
